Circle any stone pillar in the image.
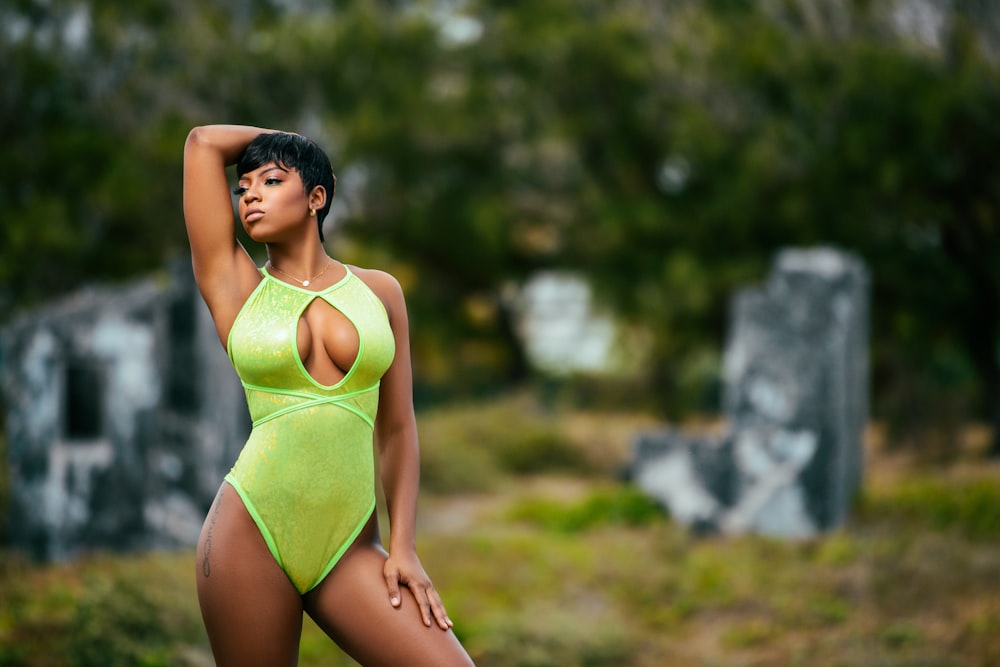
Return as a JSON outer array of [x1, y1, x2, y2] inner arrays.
[[631, 247, 869, 538]]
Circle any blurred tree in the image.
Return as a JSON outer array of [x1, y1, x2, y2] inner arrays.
[[0, 0, 290, 309], [550, 1, 1000, 449], [3, 0, 999, 450]]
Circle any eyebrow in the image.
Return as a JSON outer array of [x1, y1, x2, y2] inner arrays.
[[239, 165, 290, 182]]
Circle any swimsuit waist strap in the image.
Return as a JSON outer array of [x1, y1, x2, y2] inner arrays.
[[242, 383, 381, 428]]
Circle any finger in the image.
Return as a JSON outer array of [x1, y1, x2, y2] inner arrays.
[[383, 566, 402, 608], [413, 584, 434, 627], [427, 588, 454, 630]]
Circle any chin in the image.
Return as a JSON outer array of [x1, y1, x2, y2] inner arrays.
[[245, 226, 268, 241], [243, 221, 278, 242], [246, 225, 301, 245]]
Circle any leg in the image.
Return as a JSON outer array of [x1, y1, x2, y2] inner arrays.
[[196, 483, 304, 667], [303, 515, 474, 667]]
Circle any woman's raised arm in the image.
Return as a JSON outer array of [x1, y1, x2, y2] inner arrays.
[[182, 125, 269, 341]]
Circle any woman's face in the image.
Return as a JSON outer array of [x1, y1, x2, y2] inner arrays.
[[233, 162, 313, 243]]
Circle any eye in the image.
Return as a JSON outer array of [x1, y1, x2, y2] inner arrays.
[[231, 185, 248, 196], [264, 177, 282, 186]]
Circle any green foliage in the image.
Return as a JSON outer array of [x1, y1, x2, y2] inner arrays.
[[721, 619, 781, 649], [858, 475, 1000, 540], [417, 393, 593, 494], [880, 622, 925, 650], [0, 434, 7, 542], [3, 424, 1000, 666], [416, 417, 501, 495], [66, 574, 191, 667], [4, 0, 1000, 439], [465, 610, 636, 667], [0, 552, 206, 667], [507, 486, 666, 533], [627, 5, 1000, 433], [493, 421, 592, 475], [421, 448, 1000, 667]]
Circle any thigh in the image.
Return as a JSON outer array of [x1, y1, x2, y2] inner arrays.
[[196, 482, 304, 667], [303, 524, 474, 667]]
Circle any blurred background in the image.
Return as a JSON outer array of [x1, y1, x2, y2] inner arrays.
[[1, 0, 999, 665]]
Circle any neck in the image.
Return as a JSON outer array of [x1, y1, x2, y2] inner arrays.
[[266, 241, 331, 278]]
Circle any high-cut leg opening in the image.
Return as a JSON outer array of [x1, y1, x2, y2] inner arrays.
[[222, 476, 287, 575], [303, 498, 377, 594]]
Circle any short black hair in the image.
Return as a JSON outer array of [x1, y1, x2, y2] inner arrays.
[[236, 132, 337, 241]]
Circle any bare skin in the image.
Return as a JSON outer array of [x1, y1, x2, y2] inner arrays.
[[184, 125, 473, 666]]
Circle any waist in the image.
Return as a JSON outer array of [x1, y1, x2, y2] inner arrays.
[[242, 382, 381, 429]]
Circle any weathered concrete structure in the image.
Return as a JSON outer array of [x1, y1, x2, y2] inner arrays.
[[632, 248, 869, 538], [0, 263, 247, 560]]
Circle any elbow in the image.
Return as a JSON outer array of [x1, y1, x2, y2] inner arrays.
[[375, 420, 418, 454], [184, 126, 210, 152]]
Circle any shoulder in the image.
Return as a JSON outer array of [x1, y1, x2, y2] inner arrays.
[[349, 265, 407, 320]]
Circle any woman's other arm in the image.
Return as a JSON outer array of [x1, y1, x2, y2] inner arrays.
[[366, 269, 454, 631]]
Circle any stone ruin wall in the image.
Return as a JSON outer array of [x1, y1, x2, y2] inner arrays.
[[631, 247, 869, 538], [0, 263, 247, 560]]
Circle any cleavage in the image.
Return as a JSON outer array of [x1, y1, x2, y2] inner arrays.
[[295, 298, 360, 386]]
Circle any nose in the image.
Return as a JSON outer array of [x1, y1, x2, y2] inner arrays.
[[243, 185, 261, 204]]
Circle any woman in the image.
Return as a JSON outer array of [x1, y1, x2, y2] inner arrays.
[[183, 124, 474, 666]]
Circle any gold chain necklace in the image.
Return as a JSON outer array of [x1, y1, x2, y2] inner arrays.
[[267, 259, 332, 287]]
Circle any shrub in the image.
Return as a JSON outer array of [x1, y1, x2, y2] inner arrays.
[[0, 553, 206, 667], [507, 486, 667, 533], [417, 393, 594, 494], [492, 422, 591, 475], [858, 476, 1000, 540], [465, 607, 636, 667], [417, 427, 502, 495]]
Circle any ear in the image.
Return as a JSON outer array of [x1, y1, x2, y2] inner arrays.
[[308, 185, 327, 213]]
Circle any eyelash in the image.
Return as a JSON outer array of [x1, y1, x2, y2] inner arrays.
[[231, 178, 282, 196]]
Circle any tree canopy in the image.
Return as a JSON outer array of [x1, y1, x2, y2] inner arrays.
[[3, 0, 999, 449]]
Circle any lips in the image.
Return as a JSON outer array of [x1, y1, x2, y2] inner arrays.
[[244, 207, 265, 223]]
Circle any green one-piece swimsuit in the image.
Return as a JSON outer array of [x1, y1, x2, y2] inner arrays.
[[225, 264, 395, 594]]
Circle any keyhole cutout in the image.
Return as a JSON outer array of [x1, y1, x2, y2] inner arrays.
[[296, 298, 360, 386]]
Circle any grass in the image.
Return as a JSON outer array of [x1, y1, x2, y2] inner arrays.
[[2, 393, 999, 666]]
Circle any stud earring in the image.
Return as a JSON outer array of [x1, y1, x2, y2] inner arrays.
[[309, 208, 316, 217]]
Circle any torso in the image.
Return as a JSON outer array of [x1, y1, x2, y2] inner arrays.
[[222, 263, 397, 594]]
